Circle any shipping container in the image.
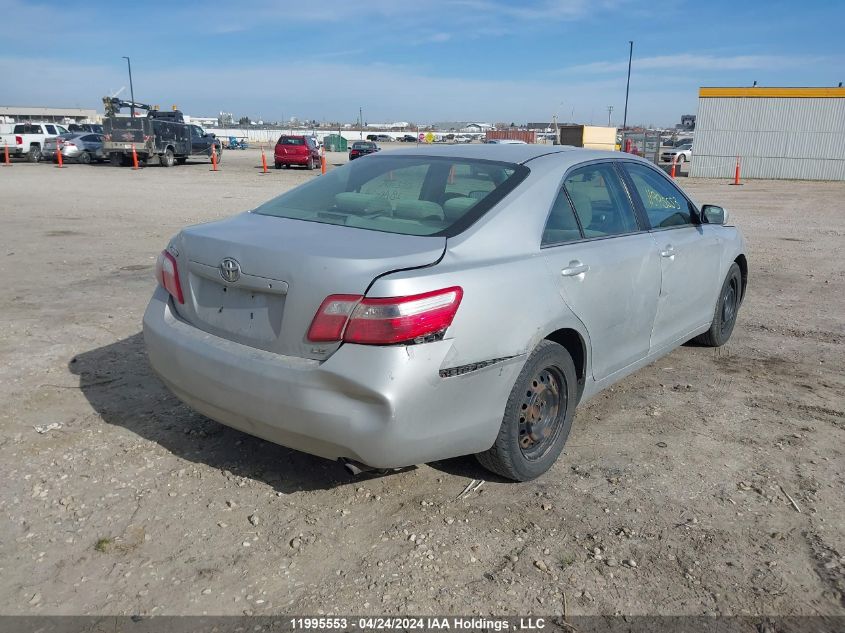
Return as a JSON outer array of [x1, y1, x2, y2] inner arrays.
[[485, 130, 536, 144], [559, 125, 617, 151]]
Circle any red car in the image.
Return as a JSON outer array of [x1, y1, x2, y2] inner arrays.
[[274, 135, 320, 169]]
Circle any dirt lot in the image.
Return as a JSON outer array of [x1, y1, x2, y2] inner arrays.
[[1, 149, 843, 618]]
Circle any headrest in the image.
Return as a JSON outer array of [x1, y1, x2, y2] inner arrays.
[[393, 200, 444, 220], [443, 197, 478, 221], [335, 192, 392, 215]]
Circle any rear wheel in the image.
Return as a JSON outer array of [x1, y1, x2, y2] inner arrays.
[[476, 341, 578, 481], [28, 146, 42, 163], [160, 148, 175, 167], [694, 263, 742, 347], [110, 153, 124, 166], [176, 156, 187, 165], [77, 151, 92, 165], [274, 162, 282, 169], [307, 157, 316, 170]]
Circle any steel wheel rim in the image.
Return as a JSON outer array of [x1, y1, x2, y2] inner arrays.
[[518, 366, 566, 461], [721, 278, 738, 333]]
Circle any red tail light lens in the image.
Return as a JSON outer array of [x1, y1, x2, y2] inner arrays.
[[307, 287, 463, 345], [155, 250, 184, 304], [15, 135, 22, 145], [307, 294, 362, 341]]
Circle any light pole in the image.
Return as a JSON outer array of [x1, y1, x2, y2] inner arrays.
[[122, 56, 135, 117], [622, 41, 633, 130], [359, 106, 363, 139], [607, 105, 614, 126]]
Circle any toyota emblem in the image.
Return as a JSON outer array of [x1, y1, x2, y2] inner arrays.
[[219, 258, 241, 283]]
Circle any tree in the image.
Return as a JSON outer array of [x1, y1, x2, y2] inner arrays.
[[238, 116, 250, 126]]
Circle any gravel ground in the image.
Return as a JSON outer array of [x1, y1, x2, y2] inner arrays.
[[0, 149, 843, 617]]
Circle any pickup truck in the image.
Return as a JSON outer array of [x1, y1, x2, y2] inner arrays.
[[103, 112, 222, 167], [0, 122, 70, 162]]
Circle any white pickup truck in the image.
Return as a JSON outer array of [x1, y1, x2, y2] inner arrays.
[[0, 122, 70, 162]]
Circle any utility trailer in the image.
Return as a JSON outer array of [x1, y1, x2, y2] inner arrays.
[[102, 97, 222, 167]]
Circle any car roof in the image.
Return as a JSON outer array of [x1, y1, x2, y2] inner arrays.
[[375, 144, 623, 166]]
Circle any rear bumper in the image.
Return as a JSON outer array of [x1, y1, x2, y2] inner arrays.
[[143, 287, 523, 468], [274, 154, 310, 165]]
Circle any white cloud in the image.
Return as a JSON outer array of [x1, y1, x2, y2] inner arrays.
[[563, 54, 825, 74]]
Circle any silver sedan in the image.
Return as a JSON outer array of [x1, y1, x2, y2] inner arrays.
[[143, 145, 747, 481]]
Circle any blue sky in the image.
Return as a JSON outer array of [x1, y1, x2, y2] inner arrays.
[[1, 0, 842, 126]]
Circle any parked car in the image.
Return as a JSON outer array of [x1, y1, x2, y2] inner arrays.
[[274, 135, 321, 169], [0, 122, 70, 162], [348, 140, 379, 160], [661, 143, 692, 163], [42, 132, 105, 164], [673, 137, 693, 147], [144, 145, 747, 481], [68, 123, 104, 134], [400, 134, 418, 142], [374, 134, 392, 142]]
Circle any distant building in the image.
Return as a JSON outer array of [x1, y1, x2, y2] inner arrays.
[[432, 121, 492, 132], [0, 105, 99, 124]]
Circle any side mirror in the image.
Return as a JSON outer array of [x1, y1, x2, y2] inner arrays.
[[701, 204, 728, 225]]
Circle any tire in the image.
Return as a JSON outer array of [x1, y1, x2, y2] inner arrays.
[[694, 262, 742, 347], [677, 154, 686, 163], [28, 146, 42, 163], [306, 157, 315, 170], [160, 148, 175, 168], [77, 151, 92, 165], [476, 341, 578, 481], [176, 157, 187, 165], [274, 162, 282, 170], [110, 153, 124, 166]]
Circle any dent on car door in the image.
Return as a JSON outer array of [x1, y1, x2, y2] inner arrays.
[[620, 162, 723, 349], [540, 162, 662, 381]]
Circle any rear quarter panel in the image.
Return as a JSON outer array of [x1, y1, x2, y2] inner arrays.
[[369, 152, 592, 374]]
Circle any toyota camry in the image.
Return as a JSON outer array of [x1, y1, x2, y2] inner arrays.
[[143, 145, 747, 481]]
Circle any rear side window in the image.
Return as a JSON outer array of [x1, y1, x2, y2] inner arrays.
[[278, 136, 304, 145], [623, 162, 694, 228], [563, 163, 639, 237], [542, 189, 582, 246], [254, 155, 527, 237]]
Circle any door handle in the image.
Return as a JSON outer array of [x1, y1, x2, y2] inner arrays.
[[660, 245, 675, 258], [561, 260, 589, 277]]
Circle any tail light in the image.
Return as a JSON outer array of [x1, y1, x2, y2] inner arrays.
[[308, 287, 463, 345], [104, 134, 111, 141], [155, 250, 185, 304], [15, 135, 22, 145]]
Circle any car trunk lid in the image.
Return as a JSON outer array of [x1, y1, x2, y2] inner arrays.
[[170, 212, 446, 360]]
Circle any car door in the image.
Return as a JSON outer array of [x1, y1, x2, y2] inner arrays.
[[620, 161, 723, 350], [189, 125, 208, 155], [540, 162, 662, 381]]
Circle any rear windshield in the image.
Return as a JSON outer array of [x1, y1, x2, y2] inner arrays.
[[352, 142, 374, 149], [278, 136, 305, 145], [253, 155, 528, 237]]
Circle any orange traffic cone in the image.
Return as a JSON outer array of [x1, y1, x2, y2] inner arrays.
[[211, 145, 218, 171], [3, 144, 11, 166], [131, 144, 139, 170], [260, 147, 268, 174]]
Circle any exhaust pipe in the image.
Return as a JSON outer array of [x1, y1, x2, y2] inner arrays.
[[339, 457, 377, 476]]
